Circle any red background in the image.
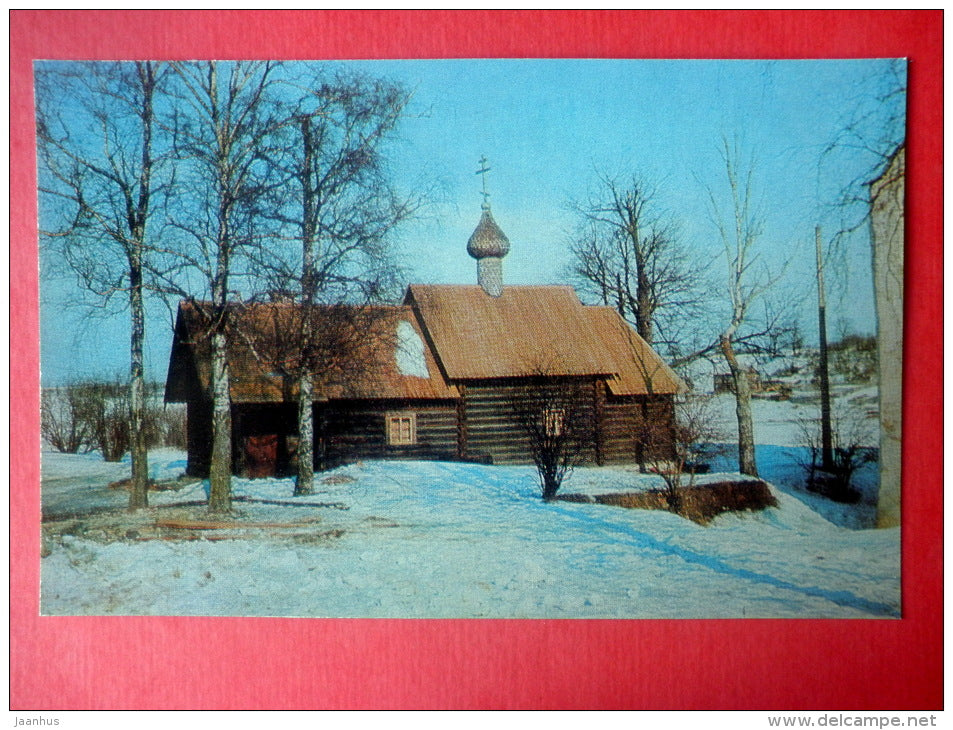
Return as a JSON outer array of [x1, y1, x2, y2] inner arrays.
[[10, 10, 943, 710]]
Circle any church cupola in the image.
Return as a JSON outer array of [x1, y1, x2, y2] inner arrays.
[[467, 156, 510, 297]]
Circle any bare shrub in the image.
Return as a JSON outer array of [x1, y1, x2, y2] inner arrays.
[[78, 379, 131, 462], [146, 402, 187, 450], [829, 335, 878, 384], [638, 394, 729, 514], [509, 371, 593, 501], [42, 380, 130, 460], [798, 403, 878, 502], [43, 380, 193, 459], [41, 385, 93, 454]]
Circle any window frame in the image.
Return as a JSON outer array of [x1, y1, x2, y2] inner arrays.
[[385, 411, 417, 447], [543, 407, 566, 438]]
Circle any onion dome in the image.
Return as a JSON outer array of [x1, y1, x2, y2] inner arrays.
[[467, 209, 511, 260]]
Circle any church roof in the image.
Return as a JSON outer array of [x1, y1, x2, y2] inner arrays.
[[166, 285, 683, 404], [165, 301, 458, 404], [405, 284, 683, 395]]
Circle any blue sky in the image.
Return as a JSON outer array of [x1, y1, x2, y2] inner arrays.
[[39, 58, 904, 386]]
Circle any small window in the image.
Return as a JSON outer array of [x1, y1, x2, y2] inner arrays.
[[386, 412, 417, 446], [543, 408, 565, 438]]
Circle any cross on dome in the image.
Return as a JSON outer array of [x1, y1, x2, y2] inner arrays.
[[467, 157, 510, 297], [476, 155, 492, 211]]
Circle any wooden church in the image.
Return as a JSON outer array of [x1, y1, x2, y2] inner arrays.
[[165, 203, 684, 478]]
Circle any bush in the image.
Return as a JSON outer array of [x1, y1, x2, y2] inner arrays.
[[638, 395, 729, 513], [41, 379, 186, 459], [508, 370, 591, 501], [41, 385, 94, 454], [81, 380, 131, 461], [829, 334, 877, 352], [828, 335, 878, 383], [797, 404, 878, 502], [149, 403, 187, 450]]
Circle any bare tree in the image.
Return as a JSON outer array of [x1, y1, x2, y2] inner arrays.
[[36, 61, 168, 509], [640, 394, 727, 513], [239, 301, 397, 476], [158, 61, 286, 513], [568, 172, 702, 351], [820, 60, 906, 247], [706, 139, 778, 477], [252, 67, 416, 495], [567, 171, 790, 375], [508, 366, 593, 501]]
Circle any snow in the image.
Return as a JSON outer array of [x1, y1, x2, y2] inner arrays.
[[395, 319, 429, 378], [40, 446, 899, 619], [40, 447, 196, 516], [701, 389, 882, 530], [39, 351, 897, 619]]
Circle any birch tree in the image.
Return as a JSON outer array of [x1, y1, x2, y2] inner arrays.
[[160, 60, 285, 513], [36, 61, 167, 509], [253, 68, 415, 495], [707, 139, 773, 477]]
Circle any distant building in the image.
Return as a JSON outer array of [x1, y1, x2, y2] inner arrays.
[[165, 206, 684, 477], [713, 369, 762, 395]]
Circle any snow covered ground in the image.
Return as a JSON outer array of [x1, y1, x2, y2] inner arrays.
[[40, 447, 190, 516], [40, 402, 899, 618]]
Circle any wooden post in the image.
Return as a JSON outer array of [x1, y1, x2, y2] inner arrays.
[[593, 378, 605, 466], [816, 226, 834, 471], [456, 384, 468, 460], [635, 397, 648, 470]]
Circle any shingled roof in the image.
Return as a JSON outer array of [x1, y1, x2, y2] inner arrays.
[[165, 301, 459, 404], [405, 285, 683, 396], [166, 286, 683, 404]]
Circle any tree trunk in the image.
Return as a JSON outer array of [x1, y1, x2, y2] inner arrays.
[[295, 375, 314, 495], [635, 255, 654, 344], [870, 148, 904, 529], [127, 64, 156, 510], [127, 261, 149, 509], [721, 334, 758, 477], [295, 114, 317, 497], [636, 292, 653, 344], [207, 114, 233, 514], [208, 327, 232, 513]]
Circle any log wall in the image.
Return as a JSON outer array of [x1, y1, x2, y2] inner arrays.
[[183, 385, 676, 476], [602, 393, 676, 464], [460, 377, 598, 465], [320, 400, 459, 467]]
